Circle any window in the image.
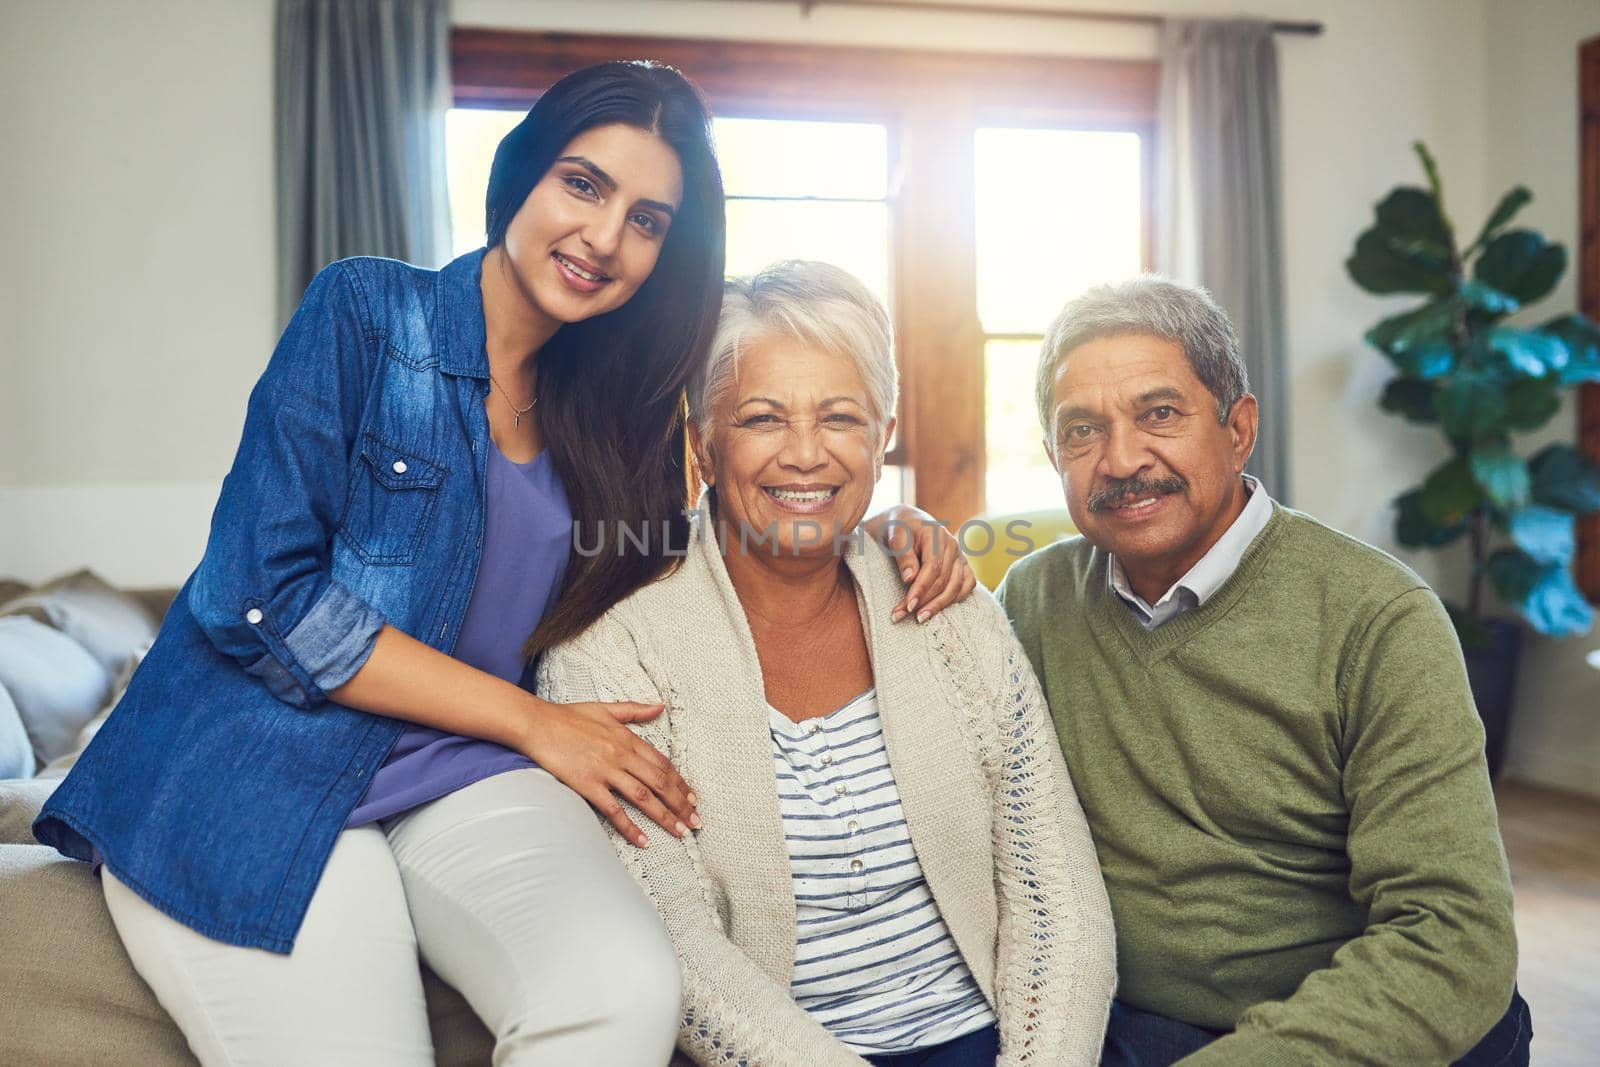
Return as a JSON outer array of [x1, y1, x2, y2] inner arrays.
[[451, 29, 1156, 523], [975, 128, 1145, 514]]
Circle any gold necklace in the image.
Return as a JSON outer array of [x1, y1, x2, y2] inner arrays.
[[489, 373, 537, 427]]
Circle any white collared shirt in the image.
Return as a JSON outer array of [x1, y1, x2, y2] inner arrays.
[[1108, 475, 1272, 629]]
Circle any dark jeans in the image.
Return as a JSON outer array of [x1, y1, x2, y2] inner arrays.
[[1101, 988, 1532, 1066], [866, 1024, 1000, 1066]]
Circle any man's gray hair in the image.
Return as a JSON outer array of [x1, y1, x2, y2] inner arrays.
[[691, 260, 897, 442], [1035, 275, 1248, 450]]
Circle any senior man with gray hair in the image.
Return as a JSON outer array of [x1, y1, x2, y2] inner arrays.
[[995, 276, 1531, 1066]]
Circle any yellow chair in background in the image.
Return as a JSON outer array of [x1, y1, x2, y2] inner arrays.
[[965, 508, 1078, 590]]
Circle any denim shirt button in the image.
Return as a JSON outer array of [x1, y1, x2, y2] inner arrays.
[[392, 460, 407, 475], [245, 608, 264, 625]]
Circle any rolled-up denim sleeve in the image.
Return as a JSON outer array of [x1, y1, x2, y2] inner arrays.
[[188, 261, 385, 710]]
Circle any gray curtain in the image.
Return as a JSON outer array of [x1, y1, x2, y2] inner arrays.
[[276, 0, 451, 325], [1157, 19, 1290, 503]]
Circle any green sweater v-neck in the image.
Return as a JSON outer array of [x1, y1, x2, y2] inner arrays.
[[997, 504, 1517, 1066]]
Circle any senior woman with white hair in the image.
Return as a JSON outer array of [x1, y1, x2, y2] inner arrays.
[[537, 260, 1115, 1067]]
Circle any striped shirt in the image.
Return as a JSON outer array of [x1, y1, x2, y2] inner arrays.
[[769, 689, 996, 1055]]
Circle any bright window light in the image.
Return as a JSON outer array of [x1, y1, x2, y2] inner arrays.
[[976, 127, 1143, 513]]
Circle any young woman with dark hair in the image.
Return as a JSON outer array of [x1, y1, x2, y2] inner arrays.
[[34, 61, 972, 1066]]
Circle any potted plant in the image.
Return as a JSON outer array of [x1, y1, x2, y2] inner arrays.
[[1346, 142, 1600, 776]]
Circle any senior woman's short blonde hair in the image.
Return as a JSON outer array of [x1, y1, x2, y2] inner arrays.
[[688, 260, 897, 439]]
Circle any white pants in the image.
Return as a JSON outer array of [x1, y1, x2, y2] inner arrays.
[[103, 768, 681, 1066]]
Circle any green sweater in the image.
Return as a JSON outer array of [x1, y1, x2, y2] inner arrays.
[[996, 504, 1517, 1066]]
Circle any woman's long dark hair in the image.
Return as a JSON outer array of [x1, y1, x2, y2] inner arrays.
[[484, 61, 725, 660]]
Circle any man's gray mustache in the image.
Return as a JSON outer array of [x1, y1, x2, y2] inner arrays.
[[1087, 476, 1187, 512]]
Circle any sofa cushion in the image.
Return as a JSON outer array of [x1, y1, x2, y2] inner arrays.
[[0, 569, 159, 676], [425, 967, 496, 1067], [0, 777, 58, 845], [0, 844, 494, 1066], [0, 684, 35, 780], [0, 617, 113, 766], [0, 845, 198, 1065]]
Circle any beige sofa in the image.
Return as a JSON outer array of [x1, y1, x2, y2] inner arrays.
[[0, 572, 494, 1065]]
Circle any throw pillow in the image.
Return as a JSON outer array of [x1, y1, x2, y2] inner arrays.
[[38, 655, 140, 780], [0, 617, 113, 766], [0, 685, 34, 780], [0, 570, 158, 675]]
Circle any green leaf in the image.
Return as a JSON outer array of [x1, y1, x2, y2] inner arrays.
[[1502, 379, 1561, 431], [1395, 489, 1467, 547], [1366, 297, 1458, 354], [1420, 456, 1484, 524], [1473, 230, 1567, 304], [1522, 565, 1595, 635], [1374, 187, 1452, 260], [1529, 444, 1600, 513], [1543, 314, 1600, 384], [1398, 343, 1455, 379], [1413, 142, 1447, 215], [1486, 550, 1592, 635], [1458, 279, 1520, 316], [1379, 378, 1439, 423], [1487, 548, 1543, 603], [1507, 505, 1575, 565], [1469, 443, 1530, 508], [1436, 373, 1507, 440], [1486, 327, 1564, 378], [1508, 560, 1595, 636], [1347, 228, 1453, 296], [1469, 186, 1532, 253]]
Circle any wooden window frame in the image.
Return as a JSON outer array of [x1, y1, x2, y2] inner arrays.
[[1580, 36, 1600, 602], [453, 28, 1157, 523]]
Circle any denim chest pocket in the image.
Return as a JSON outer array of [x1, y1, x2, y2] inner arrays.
[[338, 434, 446, 565]]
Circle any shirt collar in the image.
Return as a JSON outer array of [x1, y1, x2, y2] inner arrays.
[[436, 247, 490, 379], [1108, 475, 1272, 618]]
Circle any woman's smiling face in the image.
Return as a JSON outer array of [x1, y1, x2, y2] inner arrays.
[[500, 123, 683, 331], [694, 336, 893, 562]]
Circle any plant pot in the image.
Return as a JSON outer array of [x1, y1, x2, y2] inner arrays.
[[1462, 620, 1523, 780]]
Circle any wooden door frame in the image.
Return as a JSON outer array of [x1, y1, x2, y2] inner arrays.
[[1579, 35, 1600, 601]]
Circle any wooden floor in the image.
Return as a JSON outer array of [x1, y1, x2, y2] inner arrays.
[[1495, 780, 1600, 1067]]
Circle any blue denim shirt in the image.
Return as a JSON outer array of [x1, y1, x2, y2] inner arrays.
[[36, 250, 508, 953]]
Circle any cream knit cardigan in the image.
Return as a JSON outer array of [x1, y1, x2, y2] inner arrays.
[[536, 523, 1116, 1067]]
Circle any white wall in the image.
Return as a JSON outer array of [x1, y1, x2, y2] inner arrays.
[[1, 0, 1594, 787], [0, 0, 276, 584], [1484, 0, 1600, 796]]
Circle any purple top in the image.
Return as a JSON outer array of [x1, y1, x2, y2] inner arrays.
[[346, 440, 571, 826]]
